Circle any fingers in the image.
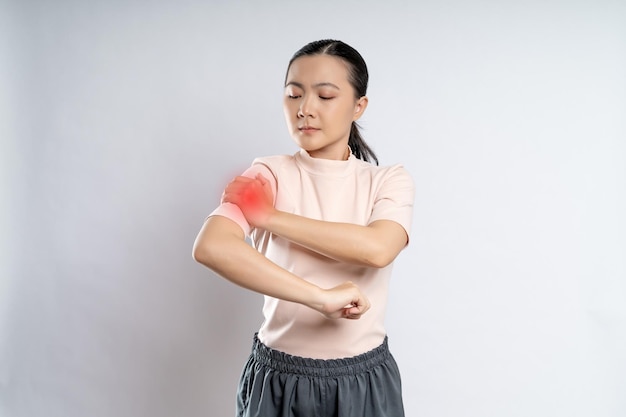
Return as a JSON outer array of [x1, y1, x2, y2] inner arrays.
[[233, 175, 255, 183], [320, 282, 370, 320], [344, 298, 370, 319], [222, 176, 266, 198], [222, 176, 265, 205], [232, 175, 265, 185], [255, 173, 268, 185], [342, 306, 361, 320]]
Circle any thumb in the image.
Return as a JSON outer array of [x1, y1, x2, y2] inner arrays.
[[343, 305, 365, 319]]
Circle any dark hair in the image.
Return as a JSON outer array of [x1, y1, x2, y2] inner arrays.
[[286, 39, 379, 165]]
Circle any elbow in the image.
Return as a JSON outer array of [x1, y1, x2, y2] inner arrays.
[[192, 216, 246, 271], [363, 245, 396, 269], [363, 232, 408, 267], [365, 253, 394, 269], [362, 227, 407, 268], [191, 242, 205, 264], [192, 242, 208, 265], [361, 221, 408, 268], [192, 236, 219, 268]]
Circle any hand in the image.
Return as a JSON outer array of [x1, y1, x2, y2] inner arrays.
[[315, 281, 371, 320], [221, 173, 275, 228]]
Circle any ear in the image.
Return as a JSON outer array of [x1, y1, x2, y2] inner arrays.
[[353, 96, 368, 121]]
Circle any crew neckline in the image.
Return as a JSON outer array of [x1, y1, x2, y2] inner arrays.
[[294, 148, 357, 177]]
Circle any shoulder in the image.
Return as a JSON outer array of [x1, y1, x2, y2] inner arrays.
[[251, 154, 297, 171], [235, 154, 297, 180], [354, 159, 414, 185]]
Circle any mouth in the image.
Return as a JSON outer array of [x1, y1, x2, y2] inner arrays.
[[298, 126, 320, 132]]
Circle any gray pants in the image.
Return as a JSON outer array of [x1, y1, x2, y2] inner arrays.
[[236, 334, 405, 417]]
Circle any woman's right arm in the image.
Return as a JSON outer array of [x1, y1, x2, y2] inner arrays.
[[192, 215, 370, 320]]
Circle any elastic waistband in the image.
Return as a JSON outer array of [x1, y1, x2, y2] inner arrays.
[[250, 333, 392, 377]]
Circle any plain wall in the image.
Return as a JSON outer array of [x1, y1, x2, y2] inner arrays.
[[1, 0, 625, 416]]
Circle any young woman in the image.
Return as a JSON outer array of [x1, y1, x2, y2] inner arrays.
[[193, 39, 414, 417]]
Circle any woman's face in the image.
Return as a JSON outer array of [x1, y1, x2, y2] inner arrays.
[[283, 54, 368, 160]]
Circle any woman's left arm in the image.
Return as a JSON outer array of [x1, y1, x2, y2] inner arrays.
[[267, 214, 407, 268], [222, 173, 410, 268]]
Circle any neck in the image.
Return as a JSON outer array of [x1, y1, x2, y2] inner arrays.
[[341, 145, 350, 160]]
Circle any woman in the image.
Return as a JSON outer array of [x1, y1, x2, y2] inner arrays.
[[193, 39, 414, 417]]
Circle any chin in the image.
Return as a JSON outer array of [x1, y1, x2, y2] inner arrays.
[[292, 138, 311, 151]]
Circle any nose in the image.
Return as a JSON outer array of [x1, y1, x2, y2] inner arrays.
[[297, 95, 314, 118]]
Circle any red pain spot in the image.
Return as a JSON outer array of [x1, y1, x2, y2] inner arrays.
[[240, 184, 262, 211]]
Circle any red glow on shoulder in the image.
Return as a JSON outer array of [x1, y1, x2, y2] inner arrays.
[[239, 183, 263, 212]]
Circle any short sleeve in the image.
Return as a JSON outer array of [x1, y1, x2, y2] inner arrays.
[[368, 165, 415, 240], [207, 161, 277, 236]]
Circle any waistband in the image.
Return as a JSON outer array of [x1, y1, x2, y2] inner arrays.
[[250, 333, 393, 377]]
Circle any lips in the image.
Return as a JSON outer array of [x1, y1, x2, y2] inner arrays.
[[298, 126, 320, 132]]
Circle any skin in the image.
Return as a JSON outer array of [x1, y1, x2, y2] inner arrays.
[[193, 54, 408, 320]]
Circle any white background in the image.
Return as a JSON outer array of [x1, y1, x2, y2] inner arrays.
[[2, 1, 625, 416]]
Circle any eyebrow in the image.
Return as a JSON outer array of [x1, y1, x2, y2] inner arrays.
[[285, 81, 341, 90]]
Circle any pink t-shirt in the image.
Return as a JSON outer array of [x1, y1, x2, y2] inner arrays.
[[210, 149, 415, 359]]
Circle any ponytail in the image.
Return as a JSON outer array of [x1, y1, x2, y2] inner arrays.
[[348, 122, 378, 165]]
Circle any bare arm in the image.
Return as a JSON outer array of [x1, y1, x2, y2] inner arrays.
[[192, 215, 370, 319], [222, 174, 408, 268], [265, 215, 407, 268]]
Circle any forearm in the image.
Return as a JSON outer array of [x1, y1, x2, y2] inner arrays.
[[193, 220, 323, 309], [206, 241, 323, 307], [193, 215, 371, 319], [264, 211, 405, 268]]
